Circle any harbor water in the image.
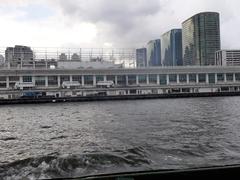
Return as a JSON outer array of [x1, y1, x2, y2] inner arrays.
[[1, 97, 240, 179]]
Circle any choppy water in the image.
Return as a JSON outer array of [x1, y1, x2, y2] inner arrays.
[[1, 97, 240, 179]]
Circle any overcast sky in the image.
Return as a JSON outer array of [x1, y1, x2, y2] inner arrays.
[[0, 0, 239, 49]]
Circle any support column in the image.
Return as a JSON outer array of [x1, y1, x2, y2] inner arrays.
[[136, 75, 139, 85], [177, 74, 180, 84], [58, 76, 61, 88], [115, 76, 118, 85], [70, 75, 73, 82], [45, 76, 48, 87], [206, 74, 209, 84], [196, 74, 199, 84], [6, 77, 9, 89], [81, 76, 85, 87], [126, 75, 129, 86], [93, 75, 97, 86], [147, 74, 150, 85], [233, 73, 236, 83], [104, 75, 107, 81], [224, 73, 227, 83], [32, 76, 36, 85], [215, 73, 218, 84], [166, 74, 169, 85], [20, 76, 23, 83], [157, 74, 160, 85], [187, 74, 190, 84]]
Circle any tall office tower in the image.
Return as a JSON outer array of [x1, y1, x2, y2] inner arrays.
[[182, 12, 221, 66], [136, 48, 147, 67], [161, 29, 183, 66], [147, 39, 161, 67]]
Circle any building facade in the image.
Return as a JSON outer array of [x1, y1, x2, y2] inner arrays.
[[147, 39, 161, 67], [216, 50, 240, 66], [5, 45, 34, 67], [161, 29, 183, 66], [182, 12, 221, 66], [136, 48, 147, 67]]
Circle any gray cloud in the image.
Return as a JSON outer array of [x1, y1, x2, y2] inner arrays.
[[53, 0, 240, 48]]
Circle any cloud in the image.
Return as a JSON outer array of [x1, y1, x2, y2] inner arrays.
[[0, 0, 240, 49]]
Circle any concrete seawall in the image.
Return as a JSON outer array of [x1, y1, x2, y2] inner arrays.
[[0, 92, 240, 105]]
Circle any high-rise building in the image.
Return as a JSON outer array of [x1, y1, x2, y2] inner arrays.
[[216, 50, 240, 66], [5, 45, 34, 67], [147, 39, 161, 66], [136, 48, 147, 67], [182, 12, 221, 66], [161, 29, 183, 66]]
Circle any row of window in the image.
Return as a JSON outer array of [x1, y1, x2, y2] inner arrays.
[[0, 73, 239, 87]]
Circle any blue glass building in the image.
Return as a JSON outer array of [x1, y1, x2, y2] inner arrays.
[[147, 39, 161, 67], [161, 29, 183, 66], [136, 48, 147, 67]]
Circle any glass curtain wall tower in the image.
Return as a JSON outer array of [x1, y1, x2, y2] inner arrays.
[[161, 29, 183, 66], [182, 12, 221, 66]]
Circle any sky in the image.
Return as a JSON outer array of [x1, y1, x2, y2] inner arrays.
[[0, 0, 239, 49]]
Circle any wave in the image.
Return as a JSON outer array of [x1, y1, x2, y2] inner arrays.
[[0, 147, 151, 180]]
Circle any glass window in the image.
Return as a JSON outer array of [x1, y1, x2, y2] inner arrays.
[[84, 75, 93, 85], [189, 74, 197, 83], [199, 74, 206, 83], [149, 74, 157, 84], [236, 73, 240, 81], [72, 76, 82, 83], [226, 73, 233, 82], [23, 76, 32, 82], [60, 76, 70, 84], [107, 75, 116, 84], [179, 74, 187, 83], [117, 75, 127, 86], [0, 76, 6, 81], [0, 83, 6, 88], [138, 75, 147, 84], [35, 76, 45, 86], [128, 75, 137, 85], [208, 74, 215, 84], [169, 74, 177, 83], [96, 75, 104, 82], [9, 76, 19, 82], [48, 76, 58, 86], [217, 73, 224, 82], [160, 75, 167, 85]]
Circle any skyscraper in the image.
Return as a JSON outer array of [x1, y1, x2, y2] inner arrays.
[[161, 29, 183, 66], [136, 48, 147, 67], [182, 12, 221, 66], [147, 39, 161, 67]]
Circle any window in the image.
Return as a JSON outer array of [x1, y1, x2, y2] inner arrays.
[[72, 76, 82, 83], [23, 76, 32, 83], [235, 73, 240, 81], [159, 75, 167, 85], [217, 73, 224, 82], [169, 74, 177, 83], [48, 76, 58, 86], [84, 75, 93, 85], [35, 76, 45, 86], [208, 74, 215, 84], [96, 75, 104, 82], [138, 75, 147, 84], [199, 74, 206, 83], [9, 76, 19, 82], [107, 75, 116, 84], [149, 74, 157, 84], [128, 75, 137, 85], [179, 74, 187, 83], [60, 76, 70, 84], [117, 75, 126, 85], [189, 74, 197, 83], [0, 77, 6, 82], [226, 73, 233, 82]]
